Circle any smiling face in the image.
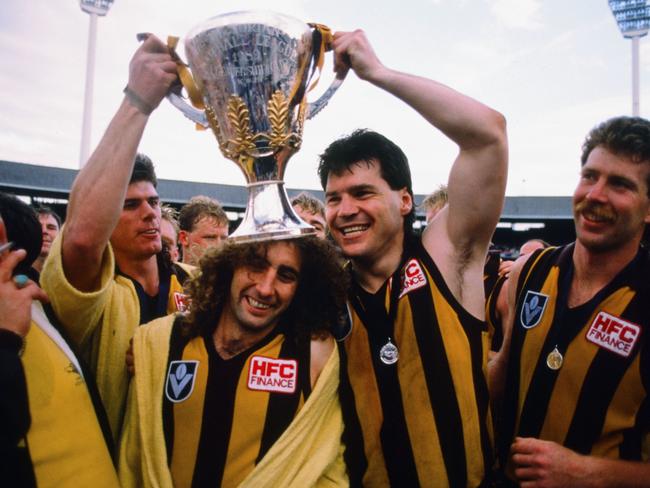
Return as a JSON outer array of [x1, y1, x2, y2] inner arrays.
[[324, 160, 412, 264], [222, 241, 302, 340], [293, 205, 327, 240], [573, 146, 650, 254], [110, 181, 162, 261]]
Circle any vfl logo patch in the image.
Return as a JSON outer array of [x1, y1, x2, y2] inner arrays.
[[586, 311, 641, 358], [173, 292, 190, 313], [247, 356, 297, 394], [165, 361, 198, 403], [398, 259, 428, 299], [520, 291, 549, 329]]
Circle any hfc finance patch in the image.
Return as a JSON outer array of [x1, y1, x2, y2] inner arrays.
[[586, 311, 641, 358], [247, 356, 297, 394], [399, 259, 428, 299]]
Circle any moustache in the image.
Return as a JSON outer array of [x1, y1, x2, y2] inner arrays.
[[575, 200, 616, 223]]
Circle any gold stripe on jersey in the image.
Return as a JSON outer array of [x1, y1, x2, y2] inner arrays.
[[506, 245, 650, 463], [343, 308, 390, 486], [170, 335, 209, 488], [512, 264, 559, 437], [539, 288, 633, 443], [168, 330, 307, 487], [595, 359, 645, 458], [343, 243, 492, 487], [223, 344, 275, 485], [394, 298, 447, 486], [426, 265, 488, 488]]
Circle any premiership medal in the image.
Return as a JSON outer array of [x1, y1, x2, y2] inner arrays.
[[546, 346, 563, 370], [380, 338, 399, 365]]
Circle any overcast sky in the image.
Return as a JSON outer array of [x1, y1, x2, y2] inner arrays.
[[2, 0, 648, 196]]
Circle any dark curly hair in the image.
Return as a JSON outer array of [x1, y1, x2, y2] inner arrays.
[[318, 129, 415, 232], [581, 116, 650, 196], [182, 237, 349, 342]]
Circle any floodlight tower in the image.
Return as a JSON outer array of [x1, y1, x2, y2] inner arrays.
[[79, 0, 115, 167], [608, 0, 650, 116]]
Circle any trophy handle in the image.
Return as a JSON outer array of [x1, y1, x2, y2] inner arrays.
[[165, 35, 210, 128], [167, 90, 209, 128], [305, 23, 347, 120], [306, 74, 345, 120]]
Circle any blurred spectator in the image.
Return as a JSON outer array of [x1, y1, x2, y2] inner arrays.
[[160, 205, 179, 262], [178, 196, 229, 266], [420, 184, 448, 224], [291, 192, 328, 239], [498, 238, 550, 278], [0, 192, 119, 487], [31, 206, 61, 277]]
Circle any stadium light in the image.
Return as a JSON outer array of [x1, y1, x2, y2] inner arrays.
[[608, 0, 650, 116], [79, 0, 115, 167]]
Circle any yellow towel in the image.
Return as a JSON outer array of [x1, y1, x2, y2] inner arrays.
[[119, 315, 348, 488]]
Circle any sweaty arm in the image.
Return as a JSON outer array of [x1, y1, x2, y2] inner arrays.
[[510, 437, 650, 488], [61, 35, 177, 292], [331, 30, 507, 312]]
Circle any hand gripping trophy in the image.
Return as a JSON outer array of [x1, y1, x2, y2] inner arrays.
[[167, 10, 344, 243]]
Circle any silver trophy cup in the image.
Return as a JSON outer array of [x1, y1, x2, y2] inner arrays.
[[168, 10, 344, 243]]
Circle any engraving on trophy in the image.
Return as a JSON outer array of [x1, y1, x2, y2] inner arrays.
[[169, 11, 345, 242], [186, 22, 308, 174]]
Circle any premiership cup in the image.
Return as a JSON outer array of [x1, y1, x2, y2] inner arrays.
[[167, 10, 344, 243]]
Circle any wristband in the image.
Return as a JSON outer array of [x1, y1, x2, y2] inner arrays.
[[123, 85, 155, 115]]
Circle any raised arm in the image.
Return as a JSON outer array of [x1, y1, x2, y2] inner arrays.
[[62, 35, 177, 291], [332, 30, 507, 311]]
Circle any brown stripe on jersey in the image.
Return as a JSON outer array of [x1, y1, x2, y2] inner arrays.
[[413, 261, 492, 486], [499, 248, 561, 463], [505, 246, 650, 466], [619, 365, 650, 460], [486, 275, 506, 350], [422, 257, 494, 484], [344, 306, 391, 487], [191, 338, 248, 487], [163, 317, 194, 462], [590, 355, 644, 458], [257, 335, 310, 463], [562, 289, 639, 453], [220, 335, 284, 486], [343, 242, 493, 487], [394, 301, 448, 486], [338, 343, 369, 487], [169, 334, 209, 488], [352, 286, 420, 487]]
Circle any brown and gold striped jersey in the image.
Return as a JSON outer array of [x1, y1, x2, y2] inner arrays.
[[161, 320, 311, 488], [340, 239, 493, 487], [499, 244, 650, 470]]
